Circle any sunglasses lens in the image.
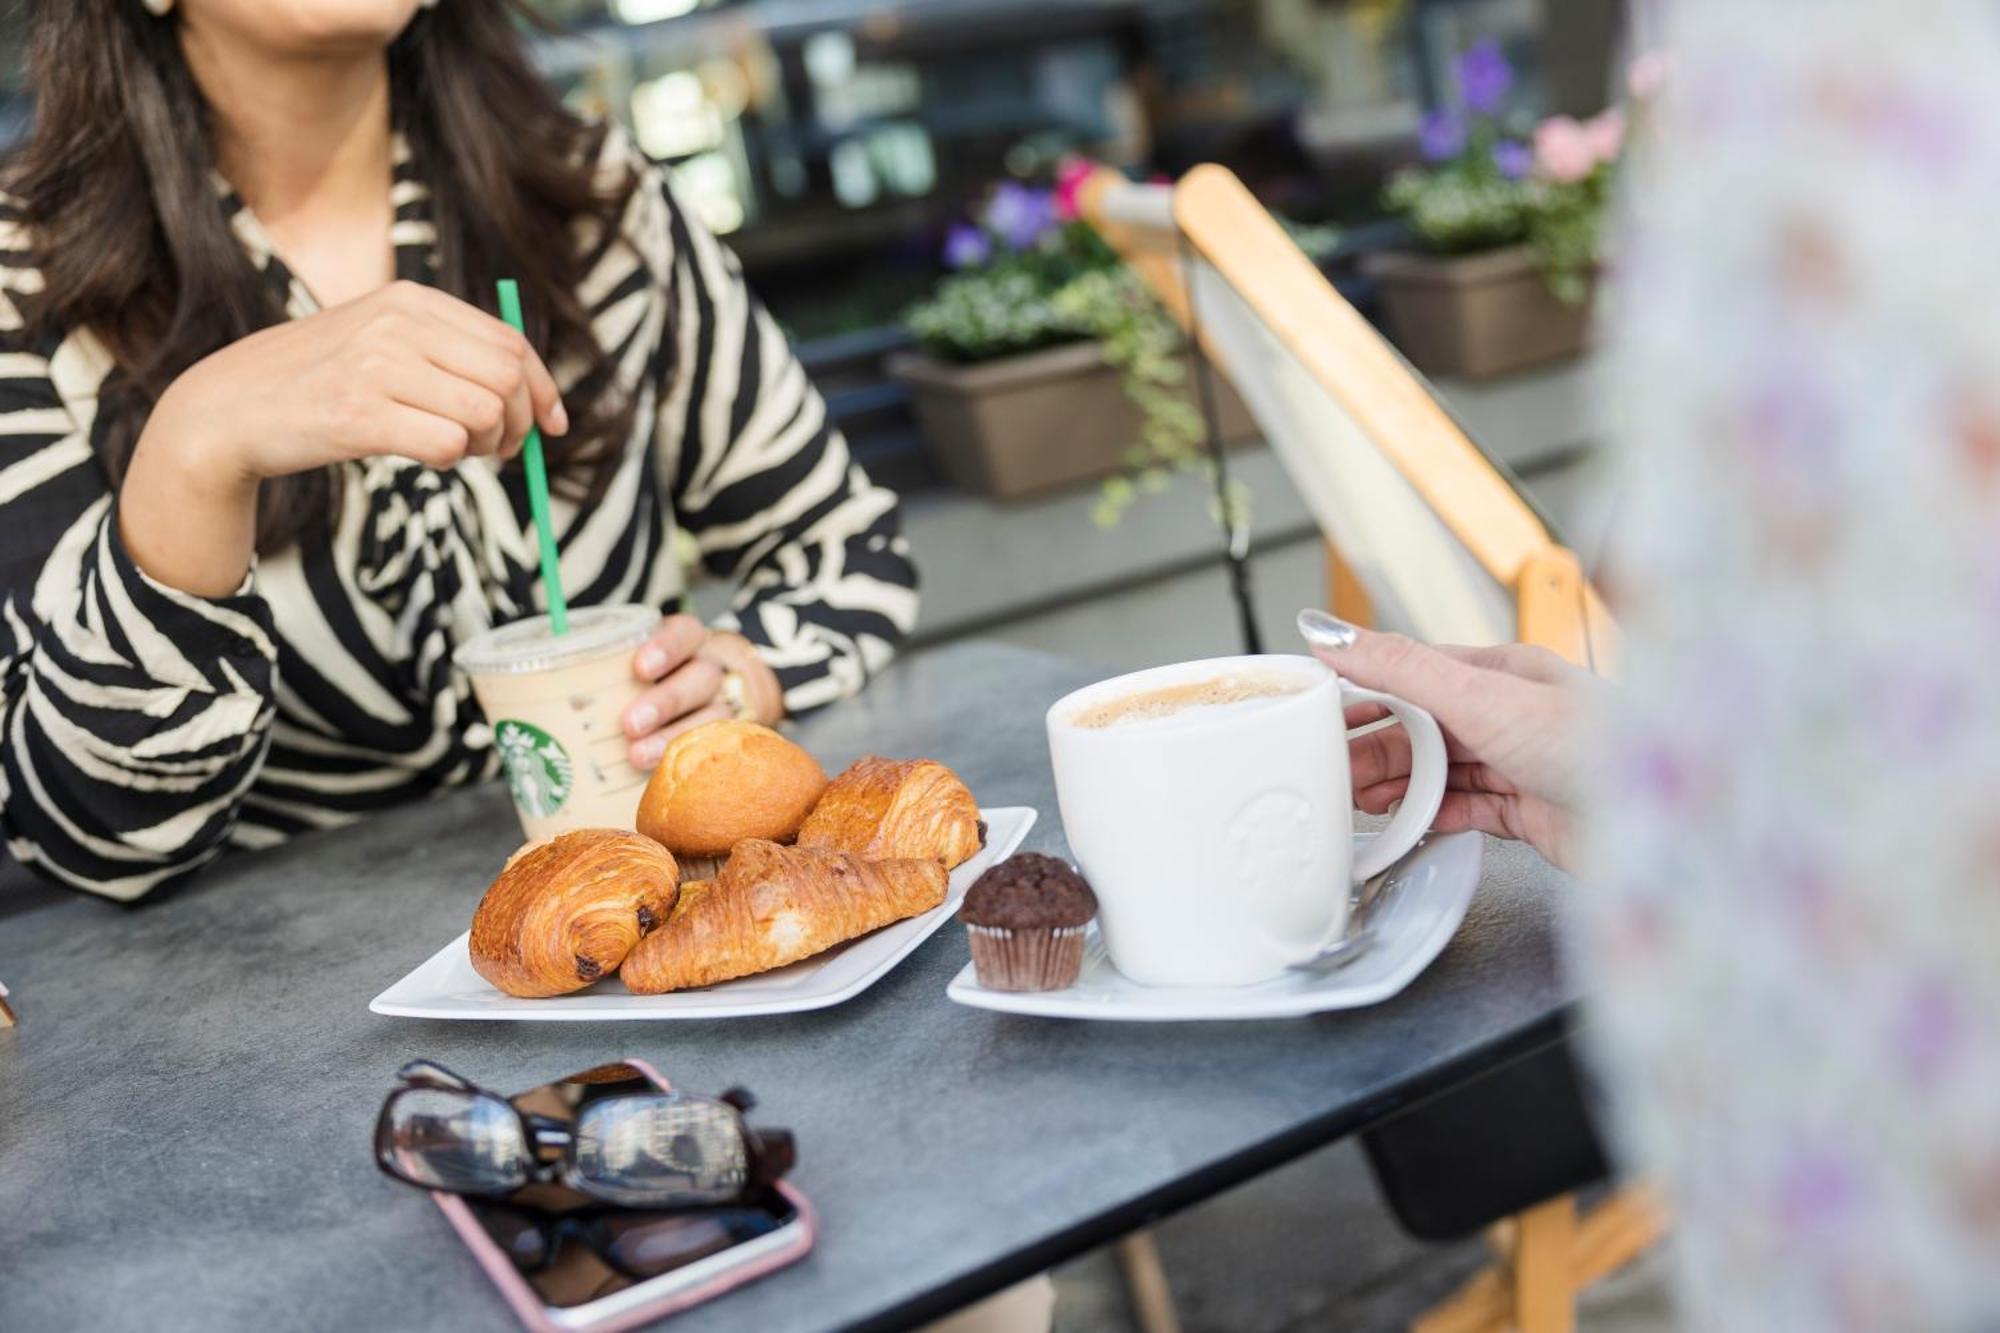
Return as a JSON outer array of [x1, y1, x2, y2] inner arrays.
[[570, 1095, 748, 1207], [383, 1088, 530, 1194], [598, 1209, 781, 1278], [477, 1208, 552, 1272]]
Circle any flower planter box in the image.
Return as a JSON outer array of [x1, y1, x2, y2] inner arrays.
[[888, 340, 1259, 500], [1362, 246, 1592, 380]]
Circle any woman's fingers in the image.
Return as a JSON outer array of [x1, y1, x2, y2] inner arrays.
[[381, 360, 509, 457], [632, 615, 708, 684], [372, 400, 472, 470], [623, 654, 722, 746], [632, 702, 734, 769], [1433, 641, 1579, 686], [400, 283, 568, 437], [1348, 713, 1482, 786], [1345, 701, 1390, 729], [414, 320, 539, 452], [1354, 779, 1532, 844]]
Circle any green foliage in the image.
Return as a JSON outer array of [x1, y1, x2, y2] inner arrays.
[[1383, 149, 1533, 255], [905, 198, 1339, 528], [1528, 170, 1612, 306], [1384, 125, 1619, 307], [904, 222, 1119, 363]]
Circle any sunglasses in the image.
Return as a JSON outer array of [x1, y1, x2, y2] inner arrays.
[[373, 1060, 795, 1208]]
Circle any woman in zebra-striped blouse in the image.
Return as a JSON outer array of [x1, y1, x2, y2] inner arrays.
[[0, 0, 918, 902]]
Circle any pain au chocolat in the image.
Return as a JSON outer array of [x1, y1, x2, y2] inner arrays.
[[635, 720, 828, 859], [470, 829, 679, 998], [795, 756, 983, 869]]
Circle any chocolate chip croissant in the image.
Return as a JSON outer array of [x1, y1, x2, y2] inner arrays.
[[470, 829, 680, 998], [795, 756, 984, 869], [620, 840, 947, 994]]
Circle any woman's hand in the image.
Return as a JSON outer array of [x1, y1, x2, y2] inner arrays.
[[1298, 611, 1592, 869], [120, 281, 568, 596], [620, 614, 785, 768]]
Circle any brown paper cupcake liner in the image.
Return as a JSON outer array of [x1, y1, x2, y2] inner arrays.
[[965, 922, 1090, 992]]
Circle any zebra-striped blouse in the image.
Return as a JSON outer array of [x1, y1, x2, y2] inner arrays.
[[0, 129, 918, 902]]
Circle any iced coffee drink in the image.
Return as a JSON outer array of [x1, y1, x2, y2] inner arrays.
[[454, 604, 658, 840]]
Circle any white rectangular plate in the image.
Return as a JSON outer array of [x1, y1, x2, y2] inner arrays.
[[946, 831, 1482, 1021], [371, 807, 1035, 1021]]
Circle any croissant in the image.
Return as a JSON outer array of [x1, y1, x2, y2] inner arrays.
[[620, 840, 947, 993], [470, 829, 680, 998], [795, 757, 984, 869]]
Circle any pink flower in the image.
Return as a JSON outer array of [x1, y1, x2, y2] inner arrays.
[[1585, 107, 1626, 165], [1053, 157, 1099, 223], [1626, 50, 1670, 100], [1533, 115, 1597, 183]]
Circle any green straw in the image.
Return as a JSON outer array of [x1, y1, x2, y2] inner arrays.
[[495, 279, 568, 636]]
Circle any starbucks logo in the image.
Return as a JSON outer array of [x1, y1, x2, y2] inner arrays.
[[1226, 789, 1321, 891], [494, 719, 574, 818]]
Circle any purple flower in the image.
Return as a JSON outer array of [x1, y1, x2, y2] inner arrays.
[[1457, 38, 1514, 116], [1491, 139, 1533, 179], [982, 182, 1057, 252], [942, 223, 991, 270], [1418, 110, 1466, 162]]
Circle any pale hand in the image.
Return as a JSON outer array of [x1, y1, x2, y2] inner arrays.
[[1303, 619, 1592, 870], [120, 281, 568, 596], [621, 614, 785, 769]]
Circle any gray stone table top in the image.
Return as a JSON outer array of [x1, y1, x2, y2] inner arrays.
[[0, 641, 1579, 1333]]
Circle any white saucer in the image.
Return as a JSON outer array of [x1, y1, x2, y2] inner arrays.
[[371, 807, 1035, 1021], [945, 831, 1483, 1021]]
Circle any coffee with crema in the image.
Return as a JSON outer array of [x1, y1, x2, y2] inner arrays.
[[1069, 673, 1304, 729]]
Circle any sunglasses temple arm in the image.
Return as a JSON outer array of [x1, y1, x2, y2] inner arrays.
[[747, 1127, 797, 1190], [394, 1058, 476, 1092]]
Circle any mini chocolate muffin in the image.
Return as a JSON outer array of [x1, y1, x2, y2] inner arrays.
[[959, 853, 1097, 991]]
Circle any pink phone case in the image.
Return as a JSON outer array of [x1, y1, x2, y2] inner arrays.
[[429, 1058, 817, 1333]]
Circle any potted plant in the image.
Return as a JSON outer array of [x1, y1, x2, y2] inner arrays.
[[891, 173, 1260, 501], [1362, 39, 1628, 379]]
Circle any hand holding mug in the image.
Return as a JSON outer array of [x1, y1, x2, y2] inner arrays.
[[1298, 610, 1589, 870]]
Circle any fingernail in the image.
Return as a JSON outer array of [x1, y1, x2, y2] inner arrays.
[[1297, 609, 1359, 650], [637, 648, 667, 677], [1387, 799, 1403, 817], [625, 704, 659, 736], [632, 735, 666, 768], [551, 401, 570, 436]]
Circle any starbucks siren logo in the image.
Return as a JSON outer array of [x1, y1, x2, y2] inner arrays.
[[494, 719, 574, 818]]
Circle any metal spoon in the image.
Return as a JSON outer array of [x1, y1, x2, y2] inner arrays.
[[1290, 845, 1415, 973]]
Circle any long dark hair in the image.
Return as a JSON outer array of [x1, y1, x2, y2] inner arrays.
[[8, 0, 640, 553]]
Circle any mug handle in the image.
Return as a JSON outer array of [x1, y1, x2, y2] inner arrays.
[[1340, 683, 1447, 883]]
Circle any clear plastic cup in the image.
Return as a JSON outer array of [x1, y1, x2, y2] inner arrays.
[[454, 604, 659, 841]]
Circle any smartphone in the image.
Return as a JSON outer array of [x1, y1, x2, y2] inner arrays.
[[428, 1059, 814, 1333]]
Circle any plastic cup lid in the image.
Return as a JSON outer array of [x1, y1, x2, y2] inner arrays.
[[453, 603, 658, 677]]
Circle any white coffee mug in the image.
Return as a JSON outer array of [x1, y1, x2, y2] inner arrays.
[[1046, 654, 1447, 987]]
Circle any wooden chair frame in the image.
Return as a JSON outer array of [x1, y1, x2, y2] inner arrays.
[[1079, 164, 1618, 671]]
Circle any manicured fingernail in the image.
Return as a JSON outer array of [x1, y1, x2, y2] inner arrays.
[[632, 735, 666, 768], [1297, 609, 1359, 650], [625, 704, 659, 736], [638, 648, 667, 677]]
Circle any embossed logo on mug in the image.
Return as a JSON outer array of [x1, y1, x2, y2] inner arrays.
[[1225, 789, 1323, 890]]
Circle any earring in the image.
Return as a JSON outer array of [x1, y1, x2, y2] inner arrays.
[[141, 0, 173, 14]]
